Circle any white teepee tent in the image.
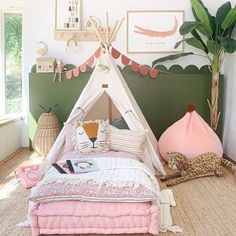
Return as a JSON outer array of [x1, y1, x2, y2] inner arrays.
[[46, 15, 165, 175]]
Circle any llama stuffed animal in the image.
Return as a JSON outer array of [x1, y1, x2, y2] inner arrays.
[[161, 152, 235, 186]]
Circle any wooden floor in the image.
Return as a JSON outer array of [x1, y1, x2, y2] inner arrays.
[[0, 148, 236, 236]]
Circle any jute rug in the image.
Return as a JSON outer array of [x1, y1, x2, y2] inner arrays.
[[1, 149, 236, 236]]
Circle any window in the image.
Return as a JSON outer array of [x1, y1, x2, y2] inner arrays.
[[0, 11, 22, 116]]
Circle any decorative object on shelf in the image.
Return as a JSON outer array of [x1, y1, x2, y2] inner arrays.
[[54, 30, 116, 42], [85, 16, 100, 31], [54, 7, 115, 41], [32, 104, 61, 157], [127, 10, 184, 53], [160, 152, 236, 187], [65, 38, 79, 53], [36, 42, 56, 73], [53, 59, 65, 82], [36, 41, 49, 57], [152, 0, 236, 131], [36, 58, 56, 73], [55, 0, 81, 30]]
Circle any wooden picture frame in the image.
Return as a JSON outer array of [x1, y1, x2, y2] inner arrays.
[[55, 0, 82, 31], [127, 10, 184, 53]]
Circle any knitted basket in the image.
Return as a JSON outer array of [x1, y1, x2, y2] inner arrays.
[[32, 112, 61, 156]]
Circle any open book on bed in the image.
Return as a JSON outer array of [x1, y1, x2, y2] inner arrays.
[[52, 163, 71, 174], [53, 160, 99, 174], [67, 159, 99, 174]]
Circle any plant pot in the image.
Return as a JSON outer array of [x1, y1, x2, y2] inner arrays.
[[32, 112, 61, 156]]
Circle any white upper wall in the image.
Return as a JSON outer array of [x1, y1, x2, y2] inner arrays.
[[23, 0, 236, 161], [0, 0, 23, 10], [23, 0, 207, 70]]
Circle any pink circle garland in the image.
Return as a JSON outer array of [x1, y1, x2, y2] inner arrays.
[[111, 47, 121, 59], [94, 48, 101, 58], [86, 55, 94, 66], [63, 47, 159, 80], [73, 67, 80, 77], [80, 63, 87, 73], [131, 61, 140, 72], [121, 55, 130, 65], [149, 69, 158, 78], [66, 70, 72, 80], [140, 65, 149, 76]]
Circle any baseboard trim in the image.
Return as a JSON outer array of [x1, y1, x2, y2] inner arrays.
[[223, 154, 236, 164], [0, 148, 28, 167]]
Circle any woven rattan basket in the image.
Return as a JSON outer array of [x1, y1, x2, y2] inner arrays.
[[32, 112, 61, 156]]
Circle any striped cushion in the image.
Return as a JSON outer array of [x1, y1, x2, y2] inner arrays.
[[108, 125, 148, 160]]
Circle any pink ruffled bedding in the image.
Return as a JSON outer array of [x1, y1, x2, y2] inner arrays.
[[31, 201, 159, 236]]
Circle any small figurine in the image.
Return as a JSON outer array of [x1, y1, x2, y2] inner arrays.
[[53, 59, 64, 82]]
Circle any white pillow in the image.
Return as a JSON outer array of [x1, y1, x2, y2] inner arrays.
[[108, 125, 148, 160], [72, 120, 109, 154]]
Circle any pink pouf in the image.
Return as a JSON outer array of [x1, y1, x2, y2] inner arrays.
[[158, 105, 223, 161]]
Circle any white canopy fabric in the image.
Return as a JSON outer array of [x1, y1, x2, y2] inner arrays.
[[46, 48, 165, 175]]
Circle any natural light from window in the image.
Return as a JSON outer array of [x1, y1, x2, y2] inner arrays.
[[4, 13, 22, 114]]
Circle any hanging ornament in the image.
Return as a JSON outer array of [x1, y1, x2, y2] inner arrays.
[[66, 70, 73, 80], [149, 68, 158, 78], [86, 55, 94, 66], [140, 65, 149, 76], [73, 67, 80, 77], [80, 63, 87, 72], [121, 55, 130, 65], [111, 47, 121, 59], [131, 61, 140, 72]]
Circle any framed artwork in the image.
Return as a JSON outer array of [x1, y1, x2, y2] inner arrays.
[[55, 0, 82, 30], [127, 10, 184, 53]]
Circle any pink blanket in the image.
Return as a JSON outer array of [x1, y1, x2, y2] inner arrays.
[[31, 201, 159, 236], [30, 157, 159, 204]]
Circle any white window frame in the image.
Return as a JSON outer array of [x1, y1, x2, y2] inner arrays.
[[0, 8, 23, 118], [0, 11, 5, 117]]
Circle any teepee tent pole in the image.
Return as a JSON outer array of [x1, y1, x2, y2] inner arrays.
[[106, 12, 109, 44], [109, 17, 125, 43], [108, 97, 113, 123], [89, 17, 106, 46], [109, 20, 119, 43]]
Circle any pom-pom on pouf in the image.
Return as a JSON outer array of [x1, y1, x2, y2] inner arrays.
[[158, 104, 223, 161], [32, 112, 61, 156]]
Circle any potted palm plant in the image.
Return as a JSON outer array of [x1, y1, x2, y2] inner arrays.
[[153, 0, 236, 131]]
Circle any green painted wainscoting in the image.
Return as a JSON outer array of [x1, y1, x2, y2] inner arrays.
[[29, 64, 224, 143]]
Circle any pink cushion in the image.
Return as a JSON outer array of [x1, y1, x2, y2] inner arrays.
[[30, 201, 159, 236], [64, 123, 74, 153], [158, 109, 223, 161]]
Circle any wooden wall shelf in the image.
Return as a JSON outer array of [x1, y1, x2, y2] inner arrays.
[[54, 30, 115, 42]]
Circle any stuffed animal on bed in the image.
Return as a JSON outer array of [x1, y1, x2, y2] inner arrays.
[[160, 152, 236, 187]]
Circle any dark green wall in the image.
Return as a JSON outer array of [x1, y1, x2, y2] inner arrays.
[[29, 65, 224, 141]]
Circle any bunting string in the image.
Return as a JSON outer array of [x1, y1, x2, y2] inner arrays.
[[64, 47, 158, 80]]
